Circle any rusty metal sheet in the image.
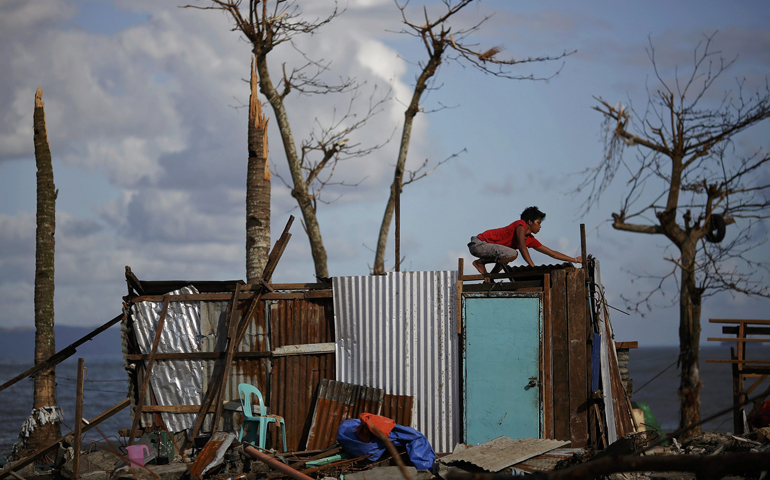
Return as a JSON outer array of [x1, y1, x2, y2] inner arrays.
[[511, 447, 584, 473], [305, 379, 385, 450], [269, 298, 336, 451], [382, 394, 414, 428], [440, 437, 569, 472]]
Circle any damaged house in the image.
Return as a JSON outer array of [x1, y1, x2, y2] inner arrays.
[[121, 255, 635, 455]]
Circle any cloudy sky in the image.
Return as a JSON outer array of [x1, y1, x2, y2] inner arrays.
[[1, 0, 768, 347]]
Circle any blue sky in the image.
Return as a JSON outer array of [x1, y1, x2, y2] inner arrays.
[[0, 0, 768, 347]]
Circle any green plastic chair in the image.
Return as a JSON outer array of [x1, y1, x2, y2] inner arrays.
[[237, 383, 287, 452]]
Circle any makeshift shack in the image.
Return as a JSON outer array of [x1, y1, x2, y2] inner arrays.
[[121, 256, 635, 455]]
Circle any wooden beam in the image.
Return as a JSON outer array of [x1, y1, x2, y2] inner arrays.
[[128, 295, 170, 444], [273, 343, 335, 356], [186, 216, 294, 447], [706, 359, 770, 365], [142, 405, 216, 413], [0, 314, 123, 393], [73, 358, 85, 480], [0, 399, 129, 480], [542, 273, 553, 439], [614, 341, 639, 349], [551, 270, 570, 441], [709, 319, 770, 325], [707, 337, 770, 343], [567, 269, 588, 448], [127, 351, 271, 361], [456, 258, 463, 335]]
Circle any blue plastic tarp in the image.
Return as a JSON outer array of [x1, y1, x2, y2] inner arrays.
[[336, 419, 435, 470]]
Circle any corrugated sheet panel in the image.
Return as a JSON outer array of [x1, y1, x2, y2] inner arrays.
[[199, 298, 270, 434], [382, 394, 414, 428], [305, 379, 385, 450], [512, 447, 584, 473], [440, 437, 569, 472], [333, 271, 459, 454], [269, 298, 336, 451], [130, 286, 203, 432]]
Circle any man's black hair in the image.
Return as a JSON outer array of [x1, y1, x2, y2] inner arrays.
[[521, 206, 546, 223]]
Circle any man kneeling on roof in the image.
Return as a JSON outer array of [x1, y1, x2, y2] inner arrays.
[[468, 206, 583, 276]]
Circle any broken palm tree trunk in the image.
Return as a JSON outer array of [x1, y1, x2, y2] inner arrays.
[[246, 57, 271, 284], [22, 88, 62, 456]]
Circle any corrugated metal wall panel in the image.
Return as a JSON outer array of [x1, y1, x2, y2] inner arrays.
[[269, 298, 335, 451], [333, 271, 459, 453], [305, 379, 385, 450], [199, 299, 269, 433]]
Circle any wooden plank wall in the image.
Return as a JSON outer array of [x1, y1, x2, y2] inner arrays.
[[549, 268, 590, 447]]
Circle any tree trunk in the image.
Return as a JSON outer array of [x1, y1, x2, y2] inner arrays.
[[255, 54, 328, 278], [29, 88, 61, 452], [678, 237, 702, 438], [373, 51, 442, 274], [246, 60, 271, 283]]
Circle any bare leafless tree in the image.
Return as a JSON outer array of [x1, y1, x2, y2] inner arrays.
[[372, 0, 574, 274], [578, 33, 770, 437], [188, 0, 388, 279]]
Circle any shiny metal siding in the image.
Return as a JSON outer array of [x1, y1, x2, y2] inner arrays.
[[333, 271, 459, 453], [130, 286, 203, 432], [268, 298, 335, 451]]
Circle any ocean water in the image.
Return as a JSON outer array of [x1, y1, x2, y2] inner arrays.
[[0, 345, 766, 457], [0, 356, 131, 458]]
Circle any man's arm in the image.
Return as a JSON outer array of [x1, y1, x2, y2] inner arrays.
[[515, 225, 536, 267], [533, 245, 582, 264]]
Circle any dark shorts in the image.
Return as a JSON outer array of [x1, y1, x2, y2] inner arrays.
[[467, 236, 518, 261]]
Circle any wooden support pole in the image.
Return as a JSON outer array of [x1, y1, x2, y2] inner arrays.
[[186, 216, 294, 449], [72, 358, 85, 480], [456, 258, 463, 334]]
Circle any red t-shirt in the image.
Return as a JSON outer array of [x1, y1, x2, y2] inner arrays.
[[477, 219, 542, 250]]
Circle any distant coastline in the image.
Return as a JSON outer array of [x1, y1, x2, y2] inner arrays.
[[0, 325, 123, 361]]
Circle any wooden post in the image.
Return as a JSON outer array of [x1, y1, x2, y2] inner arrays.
[[456, 258, 463, 334], [73, 358, 85, 480]]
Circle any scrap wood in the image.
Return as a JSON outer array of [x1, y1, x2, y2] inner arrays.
[[0, 313, 123, 393], [186, 216, 294, 449], [288, 446, 343, 469], [298, 454, 371, 475], [444, 452, 770, 480], [243, 445, 314, 480], [0, 399, 129, 480]]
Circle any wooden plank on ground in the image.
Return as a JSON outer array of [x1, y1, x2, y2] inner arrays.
[[567, 269, 588, 448], [550, 269, 570, 441]]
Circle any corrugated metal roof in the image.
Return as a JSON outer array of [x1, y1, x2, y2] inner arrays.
[[333, 271, 459, 454], [440, 437, 570, 472]]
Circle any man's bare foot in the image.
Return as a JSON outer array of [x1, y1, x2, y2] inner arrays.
[[472, 259, 487, 275]]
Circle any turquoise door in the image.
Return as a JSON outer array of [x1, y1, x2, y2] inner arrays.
[[463, 295, 541, 443]]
